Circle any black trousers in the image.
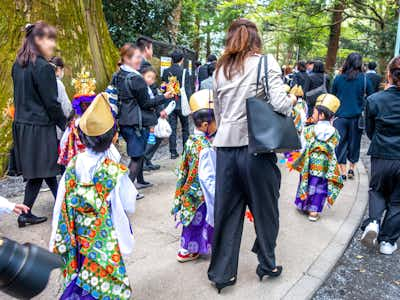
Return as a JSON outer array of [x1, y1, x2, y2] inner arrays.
[[23, 177, 58, 211], [368, 158, 400, 244], [169, 109, 189, 154], [208, 147, 281, 284], [144, 137, 163, 162], [334, 117, 362, 164]]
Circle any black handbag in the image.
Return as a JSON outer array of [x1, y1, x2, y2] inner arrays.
[[246, 55, 301, 154]]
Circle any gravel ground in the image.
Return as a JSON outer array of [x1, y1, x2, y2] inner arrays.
[[313, 135, 400, 300]]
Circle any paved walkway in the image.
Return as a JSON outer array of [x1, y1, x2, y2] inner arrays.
[[0, 157, 368, 300]]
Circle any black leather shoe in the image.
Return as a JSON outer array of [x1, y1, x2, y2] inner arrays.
[[135, 181, 153, 190], [143, 161, 161, 171], [256, 265, 283, 281], [171, 152, 179, 159], [18, 213, 47, 228]]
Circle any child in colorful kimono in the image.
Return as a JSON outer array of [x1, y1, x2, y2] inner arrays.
[[172, 89, 216, 262], [50, 94, 137, 299], [291, 94, 344, 222], [58, 68, 119, 167]]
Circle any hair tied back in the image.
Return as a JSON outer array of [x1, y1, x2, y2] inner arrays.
[[25, 23, 35, 36]]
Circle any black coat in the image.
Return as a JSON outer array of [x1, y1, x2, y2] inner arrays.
[[162, 64, 192, 110], [291, 71, 311, 94], [112, 69, 165, 127], [308, 72, 330, 92], [198, 64, 210, 85], [12, 56, 66, 179], [366, 72, 382, 94], [366, 86, 400, 159]]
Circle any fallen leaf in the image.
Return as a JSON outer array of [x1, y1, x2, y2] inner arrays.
[[355, 255, 364, 259], [359, 268, 366, 273], [394, 280, 400, 286]]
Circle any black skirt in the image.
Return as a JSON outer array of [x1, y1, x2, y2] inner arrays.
[[12, 122, 59, 180]]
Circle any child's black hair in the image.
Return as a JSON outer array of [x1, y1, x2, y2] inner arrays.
[[78, 125, 117, 153], [141, 66, 157, 76], [192, 108, 215, 128], [315, 105, 334, 121]]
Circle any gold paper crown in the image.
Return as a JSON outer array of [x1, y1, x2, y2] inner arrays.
[[71, 67, 96, 95], [79, 93, 115, 137], [290, 85, 304, 97], [316, 94, 341, 114], [189, 89, 214, 113]]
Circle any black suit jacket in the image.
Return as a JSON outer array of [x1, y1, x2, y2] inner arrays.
[[12, 56, 66, 130], [366, 86, 400, 159], [162, 64, 192, 110], [366, 72, 382, 93], [198, 64, 210, 85]]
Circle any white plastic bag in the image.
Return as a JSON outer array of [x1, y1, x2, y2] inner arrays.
[[164, 100, 176, 115], [180, 69, 191, 117], [154, 118, 172, 138]]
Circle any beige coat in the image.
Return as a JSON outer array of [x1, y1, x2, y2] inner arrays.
[[213, 54, 292, 147]]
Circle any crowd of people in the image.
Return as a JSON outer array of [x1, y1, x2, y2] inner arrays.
[[1, 17, 399, 299]]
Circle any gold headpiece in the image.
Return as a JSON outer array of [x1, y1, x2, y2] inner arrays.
[[71, 67, 96, 96], [189, 89, 214, 113], [79, 93, 115, 136], [290, 85, 304, 97], [316, 94, 341, 114]]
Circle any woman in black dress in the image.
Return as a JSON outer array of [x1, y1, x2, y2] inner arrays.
[[12, 21, 66, 227]]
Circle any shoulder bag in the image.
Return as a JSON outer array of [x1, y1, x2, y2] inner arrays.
[[180, 69, 191, 116], [246, 55, 301, 154], [358, 74, 367, 130], [305, 74, 327, 99]]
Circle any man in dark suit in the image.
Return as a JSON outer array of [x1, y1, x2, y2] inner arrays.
[[137, 36, 154, 73], [198, 54, 217, 87], [162, 50, 192, 159], [366, 62, 382, 93], [137, 36, 164, 171]]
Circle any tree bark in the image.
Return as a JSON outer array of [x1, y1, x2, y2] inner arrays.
[[170, 0, 182, 45], [0, 0, 118, 175], [193, 13, 201, 59], [325, 1, 345, 73]]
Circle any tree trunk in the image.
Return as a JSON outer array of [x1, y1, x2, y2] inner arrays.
[[193, 13, 201, 59], [170, 0, 182, 45], [205, 20, 211, 58], [0, 0, 118, 175], [325, 1, 345, 73]]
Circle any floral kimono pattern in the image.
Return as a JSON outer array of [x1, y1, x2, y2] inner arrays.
[[292, 125, 343, 206], [172, 135, 211, 226], [58, 120, 86, 166], [53, 157, 131, 300]]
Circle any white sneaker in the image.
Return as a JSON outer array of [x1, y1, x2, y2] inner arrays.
[[379, 241, 398, 255], [361, 221, 379, 248]]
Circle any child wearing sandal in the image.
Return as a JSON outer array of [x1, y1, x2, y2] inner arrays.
[[172, 89, 216, 262], [291, 94, 344, 221]]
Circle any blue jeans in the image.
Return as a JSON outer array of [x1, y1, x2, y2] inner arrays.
[[334, 117, 362, 164]]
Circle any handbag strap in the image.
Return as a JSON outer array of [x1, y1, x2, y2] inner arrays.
[[255, 55, 270, 101]]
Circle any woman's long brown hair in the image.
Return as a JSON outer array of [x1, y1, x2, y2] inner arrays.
[[16, 21, 56, 67], [216, 18, 262, 80]]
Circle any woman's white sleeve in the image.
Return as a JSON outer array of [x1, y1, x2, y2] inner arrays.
[[0, 196, 15, 215], [49, 174, 66, 251], [264, 54, 292, 116], [198, 148, 216, 227]]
